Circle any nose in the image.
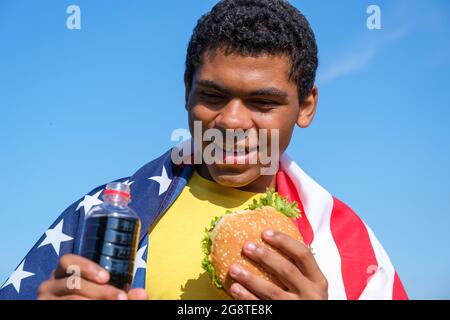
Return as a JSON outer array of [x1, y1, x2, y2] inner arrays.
[[214, 98, 254, 131]]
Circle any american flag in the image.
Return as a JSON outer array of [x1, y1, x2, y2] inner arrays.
[[0, 146, 407, 300]]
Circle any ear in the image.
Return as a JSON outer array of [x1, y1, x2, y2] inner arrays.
[[296, 85, 318, 128], [184, 74, 191, 111], [184, 86, 190, 111]]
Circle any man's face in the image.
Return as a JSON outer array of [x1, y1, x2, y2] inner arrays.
[[186, 48, 312, 191]]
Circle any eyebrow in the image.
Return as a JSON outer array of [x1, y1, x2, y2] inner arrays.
[[195, 80, 230, 94], [248, 88, 288, 99], [195, 80, 288, 99]]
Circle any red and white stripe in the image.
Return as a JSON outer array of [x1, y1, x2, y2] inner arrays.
[[278, 154, 408, 300]]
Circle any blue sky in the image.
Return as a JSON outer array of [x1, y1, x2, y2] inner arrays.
[[1, 0, 449, 299]]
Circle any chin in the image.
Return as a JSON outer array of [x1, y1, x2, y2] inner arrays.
[[208, 164, 260, 188]]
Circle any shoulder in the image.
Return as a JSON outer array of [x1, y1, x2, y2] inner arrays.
[[329, 196, 408, 300]]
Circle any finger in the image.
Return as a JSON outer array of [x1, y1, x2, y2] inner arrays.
[[54, 254, 109, 284], [47, 277, 128, 300], [242, 241, 308, 292], [262, 229, 325, 283], [38, 292, 90, 301], [55, 295, 90, 300], [229, 282, 259, 300], [128, 288, 148, 300], [229, 264, 288, 300], [37, 293, 55, 300]]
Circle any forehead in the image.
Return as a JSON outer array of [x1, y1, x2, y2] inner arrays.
[[195, 49, 294, 91]]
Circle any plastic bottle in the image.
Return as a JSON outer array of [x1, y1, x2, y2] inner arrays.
[[80, 182, 141, 290]]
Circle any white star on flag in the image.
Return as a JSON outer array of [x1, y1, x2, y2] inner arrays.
[[149, 166, 172, 196], [76, 190, 103, 214], [123, 179, 134, 186], [38, 220, 73, 256], [1, 261, 35, 293], [133, 245, 147, 277]]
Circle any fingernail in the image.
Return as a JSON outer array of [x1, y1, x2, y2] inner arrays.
[[231, 285, 240, 295], [97, 270, 108, 281], [245, 242, 257, 251], [264, 229, 274, 237], [230, 265, 241, 276], [118, 292, 128, 300]]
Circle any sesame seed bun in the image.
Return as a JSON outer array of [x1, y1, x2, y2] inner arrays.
[[209, 206, 304, 295]]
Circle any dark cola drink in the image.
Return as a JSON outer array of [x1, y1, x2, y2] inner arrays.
[[80, 182, 141, 290]]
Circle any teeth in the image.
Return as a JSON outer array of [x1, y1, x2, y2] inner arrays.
[[212, 143, 236, 152], [212, 142, 258, 153]]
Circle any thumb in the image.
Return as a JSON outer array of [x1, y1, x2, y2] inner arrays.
[[127, 288, 148, 300]]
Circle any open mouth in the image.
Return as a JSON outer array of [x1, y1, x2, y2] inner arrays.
[[211, 142, 259, 164], [212, 142, 257, 153]]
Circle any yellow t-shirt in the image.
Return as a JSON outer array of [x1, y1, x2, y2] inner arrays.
[[145, 170, 265, 300]]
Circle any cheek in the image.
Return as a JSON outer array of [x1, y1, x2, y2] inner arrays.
[[254, 111, 297, 149], [189, 105, 217, 130]]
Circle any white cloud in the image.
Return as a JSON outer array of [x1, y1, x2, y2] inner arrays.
[[317, 47, 375, 85], [316, 0, 449, 85], [317, 27, 410, 85]]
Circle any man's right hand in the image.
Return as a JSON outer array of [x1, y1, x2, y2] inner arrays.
[[37, 254, 147, 300]]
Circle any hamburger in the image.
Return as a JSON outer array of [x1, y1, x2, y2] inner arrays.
[[201, 188, 304, 294]]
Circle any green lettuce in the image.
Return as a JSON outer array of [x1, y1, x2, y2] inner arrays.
[[201, 188, 301, 288]]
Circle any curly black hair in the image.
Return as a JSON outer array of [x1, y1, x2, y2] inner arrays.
[[185, 0, 318, 103]]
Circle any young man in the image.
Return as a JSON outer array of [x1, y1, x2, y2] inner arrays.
[[0, 0, 407, 300]]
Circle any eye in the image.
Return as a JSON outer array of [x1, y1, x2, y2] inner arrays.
[[199, 91, 226, 103], [248, 99, 279, 110]]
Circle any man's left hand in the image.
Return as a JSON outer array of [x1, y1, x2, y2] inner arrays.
[[228, 229, 328, 300]]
